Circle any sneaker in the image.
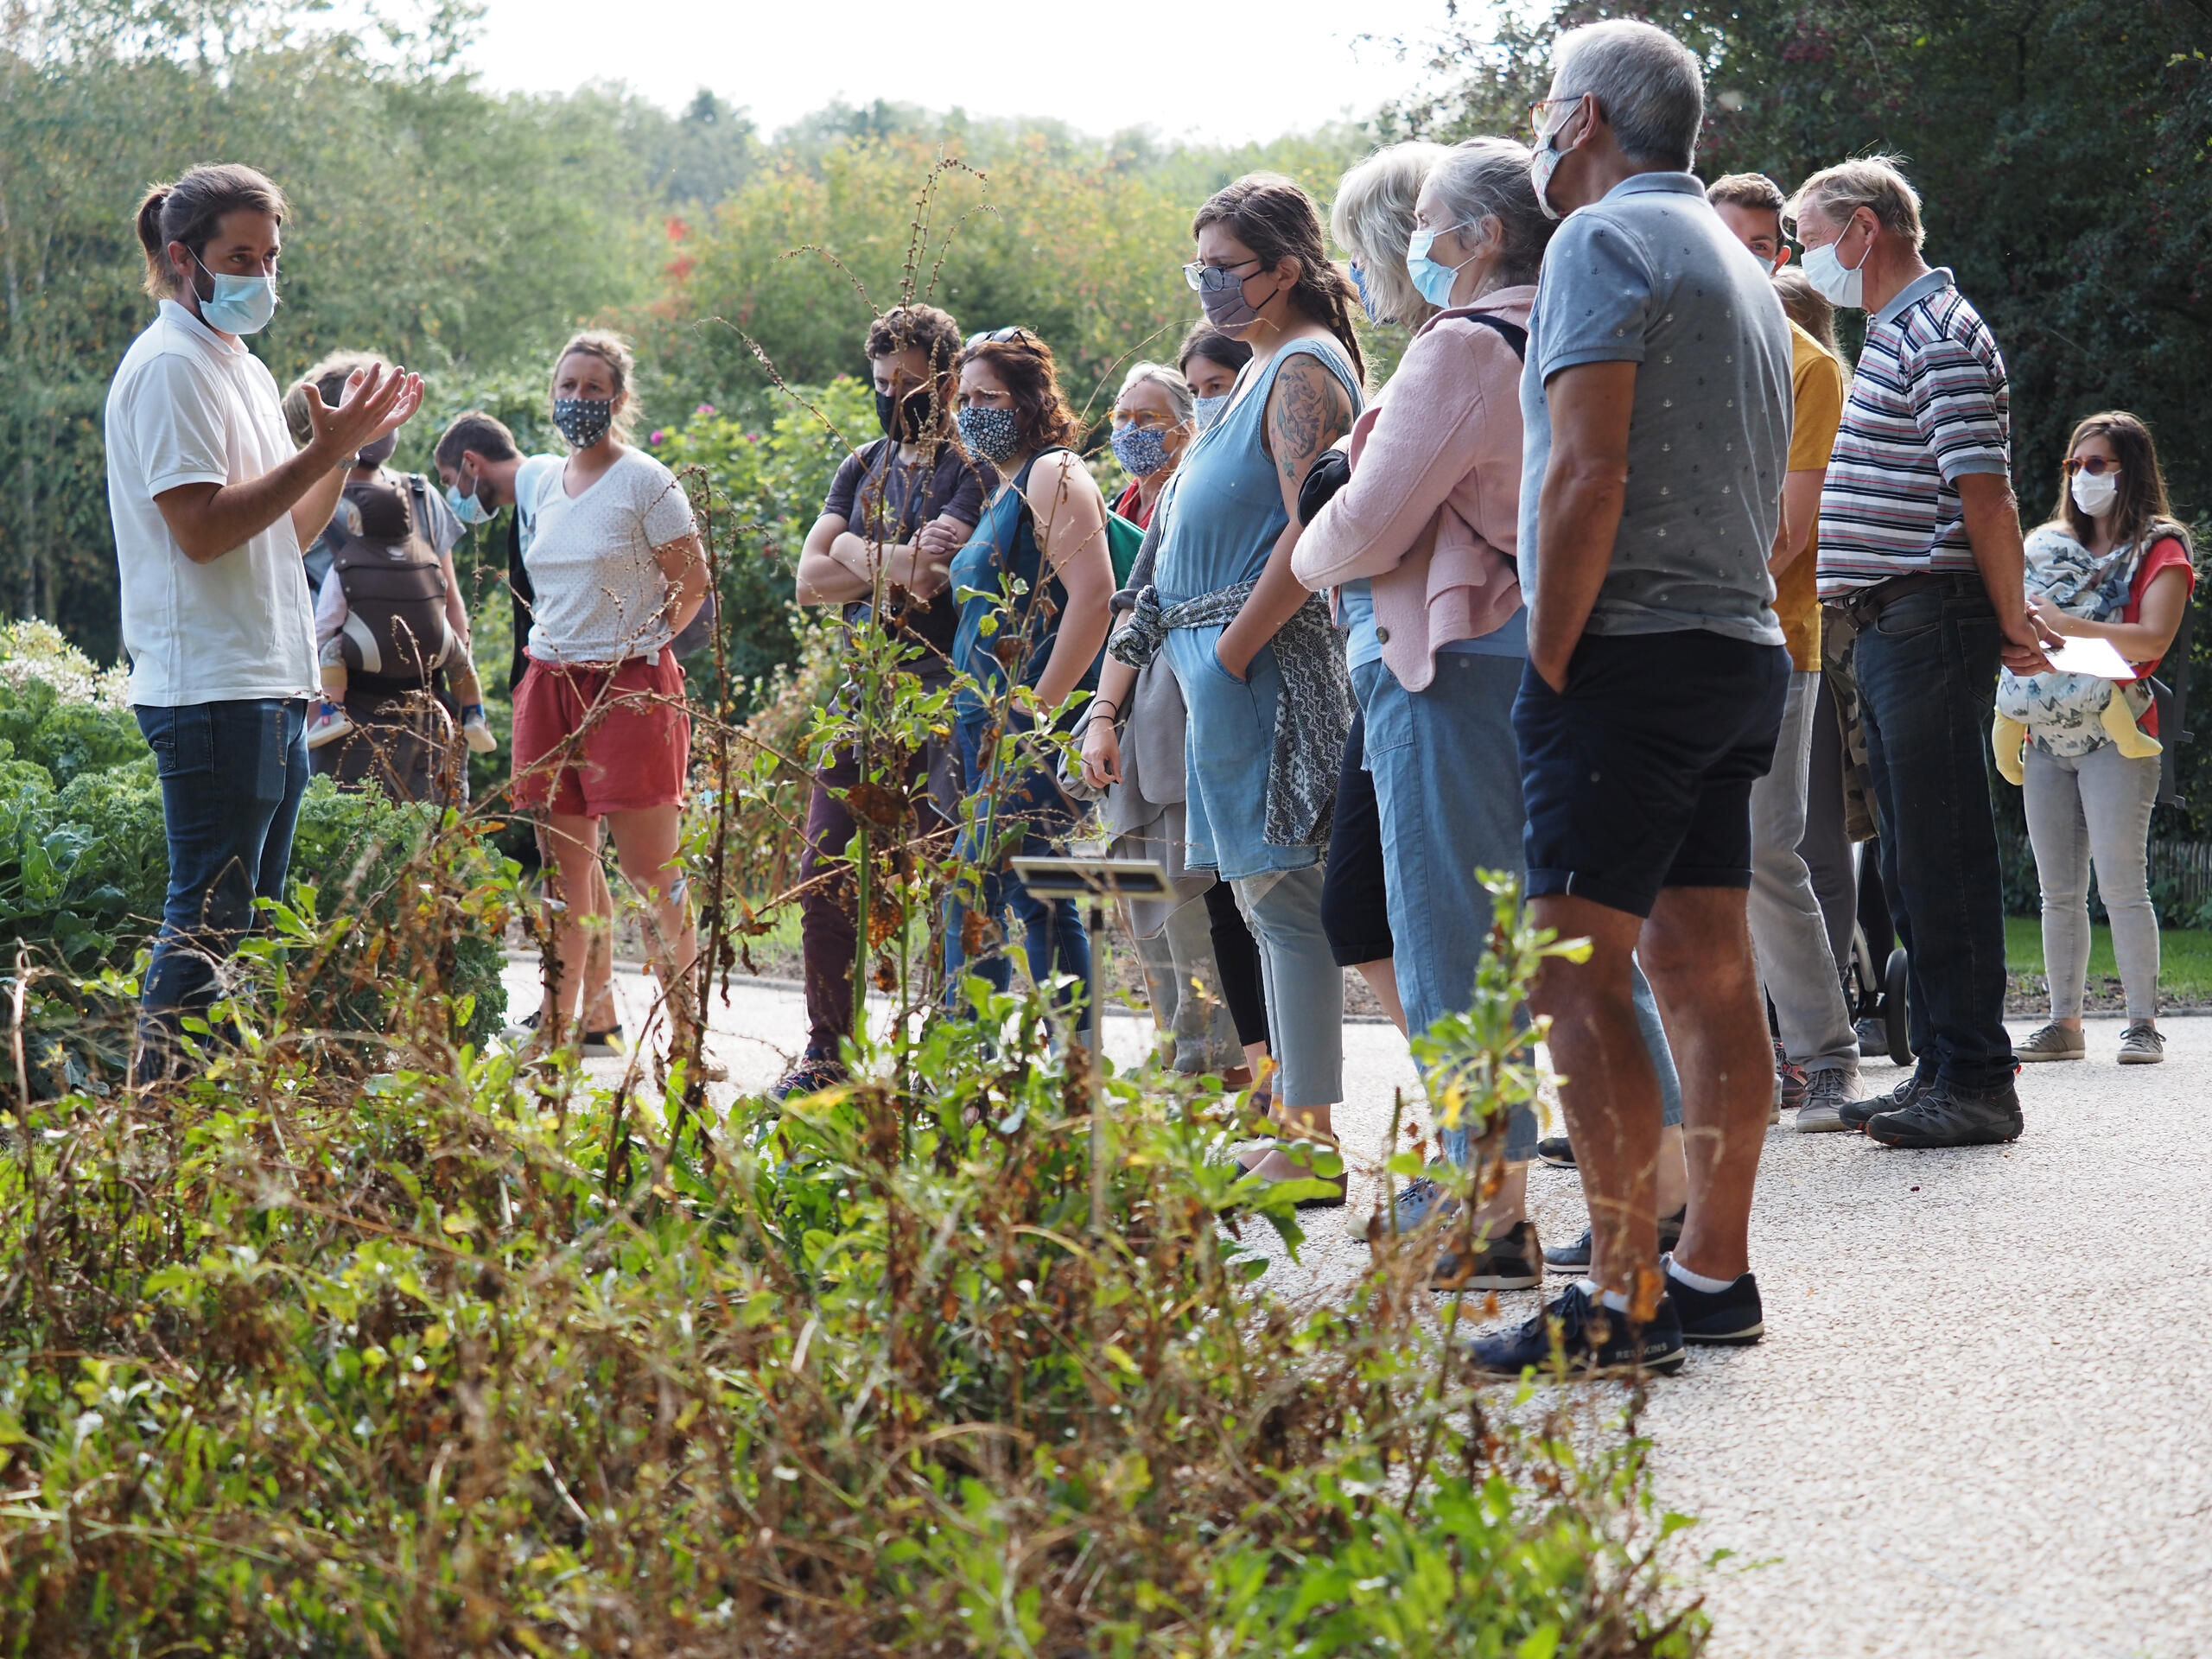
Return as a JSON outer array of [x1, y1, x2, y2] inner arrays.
[[461, 706, 498, 754], [501, 1008, 624, 1055], [1774, 1040, 1809, 1111], [1854, 1015, 1888, 1058], [1345, 1167, 1458, 1240], [1840, 1067, 1929, 1132], [1663, 1257, 1765, 1344], [304, 698, 353, 750], [1535, 1135, 1576, 1168], [772, 1052, 849, 1101], [1864, 1077, 2024, 1148], [1465, 1280, 1686, 1378], [2118, 1023, 2165, 1065], [1543, 1205, 1685, 1274], [2015, 1022, 2086, 1063], [1794, 1065, 1862, 1133], [1433, 1219, 1543, 1292]]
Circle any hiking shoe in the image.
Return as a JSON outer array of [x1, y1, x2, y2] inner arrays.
[[772, 1052, 848, 1101], [1465, 1280, 1686, 1378], [1864, 1077, 2024, 1148], [2118, 1023, 2165, 1065], [2015, 1022, 2086, 1063], [1544, 1205, 1685, 1274], [1535, 1135, 1576, 1168], [1854, 1016, 1888, 1058], [1433, 1219, 1542, 1292], [1795, 1065, 1862, 1133], [1664, 1257, 1765, 1344], [304, 698, 353, 750], [1840, 1068, 1929, 1132], [1775, 1041, 1809, 1112], [1345, 1167, 1459, 1240], [461, 708, 498, 754]]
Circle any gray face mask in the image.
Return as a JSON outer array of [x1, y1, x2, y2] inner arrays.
[[355, 434, 397, 471]]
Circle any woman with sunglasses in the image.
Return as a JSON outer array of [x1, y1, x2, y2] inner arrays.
[[1998, 413, 2196, 1065], [1090, 175, 1366, 1202], [942, 329, 1116, 1028]]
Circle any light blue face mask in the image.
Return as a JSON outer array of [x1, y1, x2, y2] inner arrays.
[[1404, 226, 1474, 310], [446, 473, 493, 528], [193, 252, 277, 336], [1350, 262, 1382, 323]]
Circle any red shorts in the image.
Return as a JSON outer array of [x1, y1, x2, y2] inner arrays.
[[511, 646, 690, 817]]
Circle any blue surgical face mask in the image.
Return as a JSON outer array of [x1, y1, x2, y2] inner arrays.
[[193, 251, 277, 336], [1350, 262, 1381, 323], [1192, 393, 1230, 433], [957, 404, 1023, 465], [1405, 226, 1474, 310], [1110, 423, 1173, 480], [446, 469, 493, 528]]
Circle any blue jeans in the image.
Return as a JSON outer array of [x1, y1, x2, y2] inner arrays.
[[943, 721, 1091, 1033], [135, 698, 311, 1056], [1355, 655, 1683, 1162], [1851, 581, 2014, 1090]]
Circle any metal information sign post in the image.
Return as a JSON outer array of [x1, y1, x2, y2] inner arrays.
[[1007, 855, 1172, 1231]]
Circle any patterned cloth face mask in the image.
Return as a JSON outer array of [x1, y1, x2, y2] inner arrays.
[[1110, 423, 1172, 479], [1192, 393, 1230, 433], [552, 397, 613, 449], [957, 404, 1022, 464]]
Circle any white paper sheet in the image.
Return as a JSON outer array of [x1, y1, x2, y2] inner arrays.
[[2046, 634, 2136, 681]]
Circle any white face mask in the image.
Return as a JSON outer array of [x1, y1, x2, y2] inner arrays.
[[2070, 467, 2120, 517], [1802, 221, 1872, 309], [1529, 99, 1584, 222]]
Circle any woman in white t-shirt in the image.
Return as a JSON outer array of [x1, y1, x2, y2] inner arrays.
[[509, 332, 712, 1058]]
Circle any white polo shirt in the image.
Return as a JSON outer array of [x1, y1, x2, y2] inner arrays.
[[105, 299, 318, 707]]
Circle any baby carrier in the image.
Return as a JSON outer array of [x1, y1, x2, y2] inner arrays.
[[327, 475, 454, 688]]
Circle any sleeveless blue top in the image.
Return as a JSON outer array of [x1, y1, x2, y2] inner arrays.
[[1154, 339, 1363, 880], [948, 448, 1101, 729]]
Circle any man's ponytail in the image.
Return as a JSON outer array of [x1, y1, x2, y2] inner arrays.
[[132, 165, 288, 300]]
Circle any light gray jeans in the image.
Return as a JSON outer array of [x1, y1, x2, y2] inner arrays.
[[1132, 894, 1243, 1074], [1232, 864, 1344, 1109], [1749, 670, 1860, 1074], [2023, 740, 2162, 1020]]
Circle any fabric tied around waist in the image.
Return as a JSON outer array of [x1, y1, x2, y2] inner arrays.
[[1109, 579, 1351, 850]]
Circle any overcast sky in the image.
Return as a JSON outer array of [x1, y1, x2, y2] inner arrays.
[[467, 0, 1469, 145]]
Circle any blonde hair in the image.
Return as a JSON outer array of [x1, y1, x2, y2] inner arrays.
[[551, 330, 641, 445], [1330, 142, 1448, 328], [1773, 267, 1845, 365], [1786, 156, 1925, 251]]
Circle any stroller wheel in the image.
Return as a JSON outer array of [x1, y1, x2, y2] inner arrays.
[[1884, 946, 1913, 1066]]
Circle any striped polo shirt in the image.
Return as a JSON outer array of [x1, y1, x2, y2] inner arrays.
[[1815, 268, 2011, 596]]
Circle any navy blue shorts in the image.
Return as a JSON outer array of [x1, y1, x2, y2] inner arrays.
[[1512, 631, 1789, 919]]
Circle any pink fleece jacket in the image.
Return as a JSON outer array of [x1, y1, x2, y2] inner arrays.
[[1291, 285, 1533, 693]]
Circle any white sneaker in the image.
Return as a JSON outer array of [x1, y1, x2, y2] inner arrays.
[[303, 699, 353, 750], [461, 710, 497, 754]]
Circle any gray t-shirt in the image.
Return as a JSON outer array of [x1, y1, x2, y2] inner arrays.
[[1517, 172, 1790, 645]]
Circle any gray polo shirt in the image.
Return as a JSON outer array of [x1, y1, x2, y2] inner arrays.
[[1518, 171, 1791, 645]]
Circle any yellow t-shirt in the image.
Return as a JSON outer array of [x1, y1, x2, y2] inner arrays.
[[1781, 321, 1846, 670]]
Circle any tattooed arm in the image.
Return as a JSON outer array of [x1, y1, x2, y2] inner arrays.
[[1213, 349, 1354, 682]]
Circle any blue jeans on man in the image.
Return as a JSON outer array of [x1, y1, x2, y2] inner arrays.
[[1849, 581, 2015, 1090], [135, 698, 310, 1066]]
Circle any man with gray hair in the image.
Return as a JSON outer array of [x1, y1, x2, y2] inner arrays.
[[1471, 18, 1795, 1378], [1787, 156, 2055, 1149]]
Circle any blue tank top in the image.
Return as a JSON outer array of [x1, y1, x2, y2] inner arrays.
[[949, 448, 1101, 727]]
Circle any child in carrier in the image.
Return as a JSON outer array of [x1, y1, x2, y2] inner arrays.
[[304, 471, 499, 754]]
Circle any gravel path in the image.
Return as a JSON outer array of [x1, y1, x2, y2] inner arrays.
[[505, 958, 2212, 1658]]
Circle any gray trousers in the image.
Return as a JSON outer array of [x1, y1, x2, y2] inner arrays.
[[2023, 741, 2162, 1020], [1132, 895, 1243, 1073], [1749, 670, 1859, 1073], [1232, 864, 1344, 1109]]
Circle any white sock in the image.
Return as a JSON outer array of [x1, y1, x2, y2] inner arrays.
[[1577, 1277, 1631, 1313], [1665, 1254, 1735, 1294]]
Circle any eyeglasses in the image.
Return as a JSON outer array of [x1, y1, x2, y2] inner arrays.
[[2063, 455, 2122, 477], [1183, 257, 1262, 294], [966, 327, 1039, 347], [1528, 95, 1582, 140]]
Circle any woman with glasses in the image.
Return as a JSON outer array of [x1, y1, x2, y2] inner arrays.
[[1106, 362, 1193, 529], [1089, 174, 1366, 1203], [942, 329, 1116, 1029], [1998, 412, 2196, 1065]]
